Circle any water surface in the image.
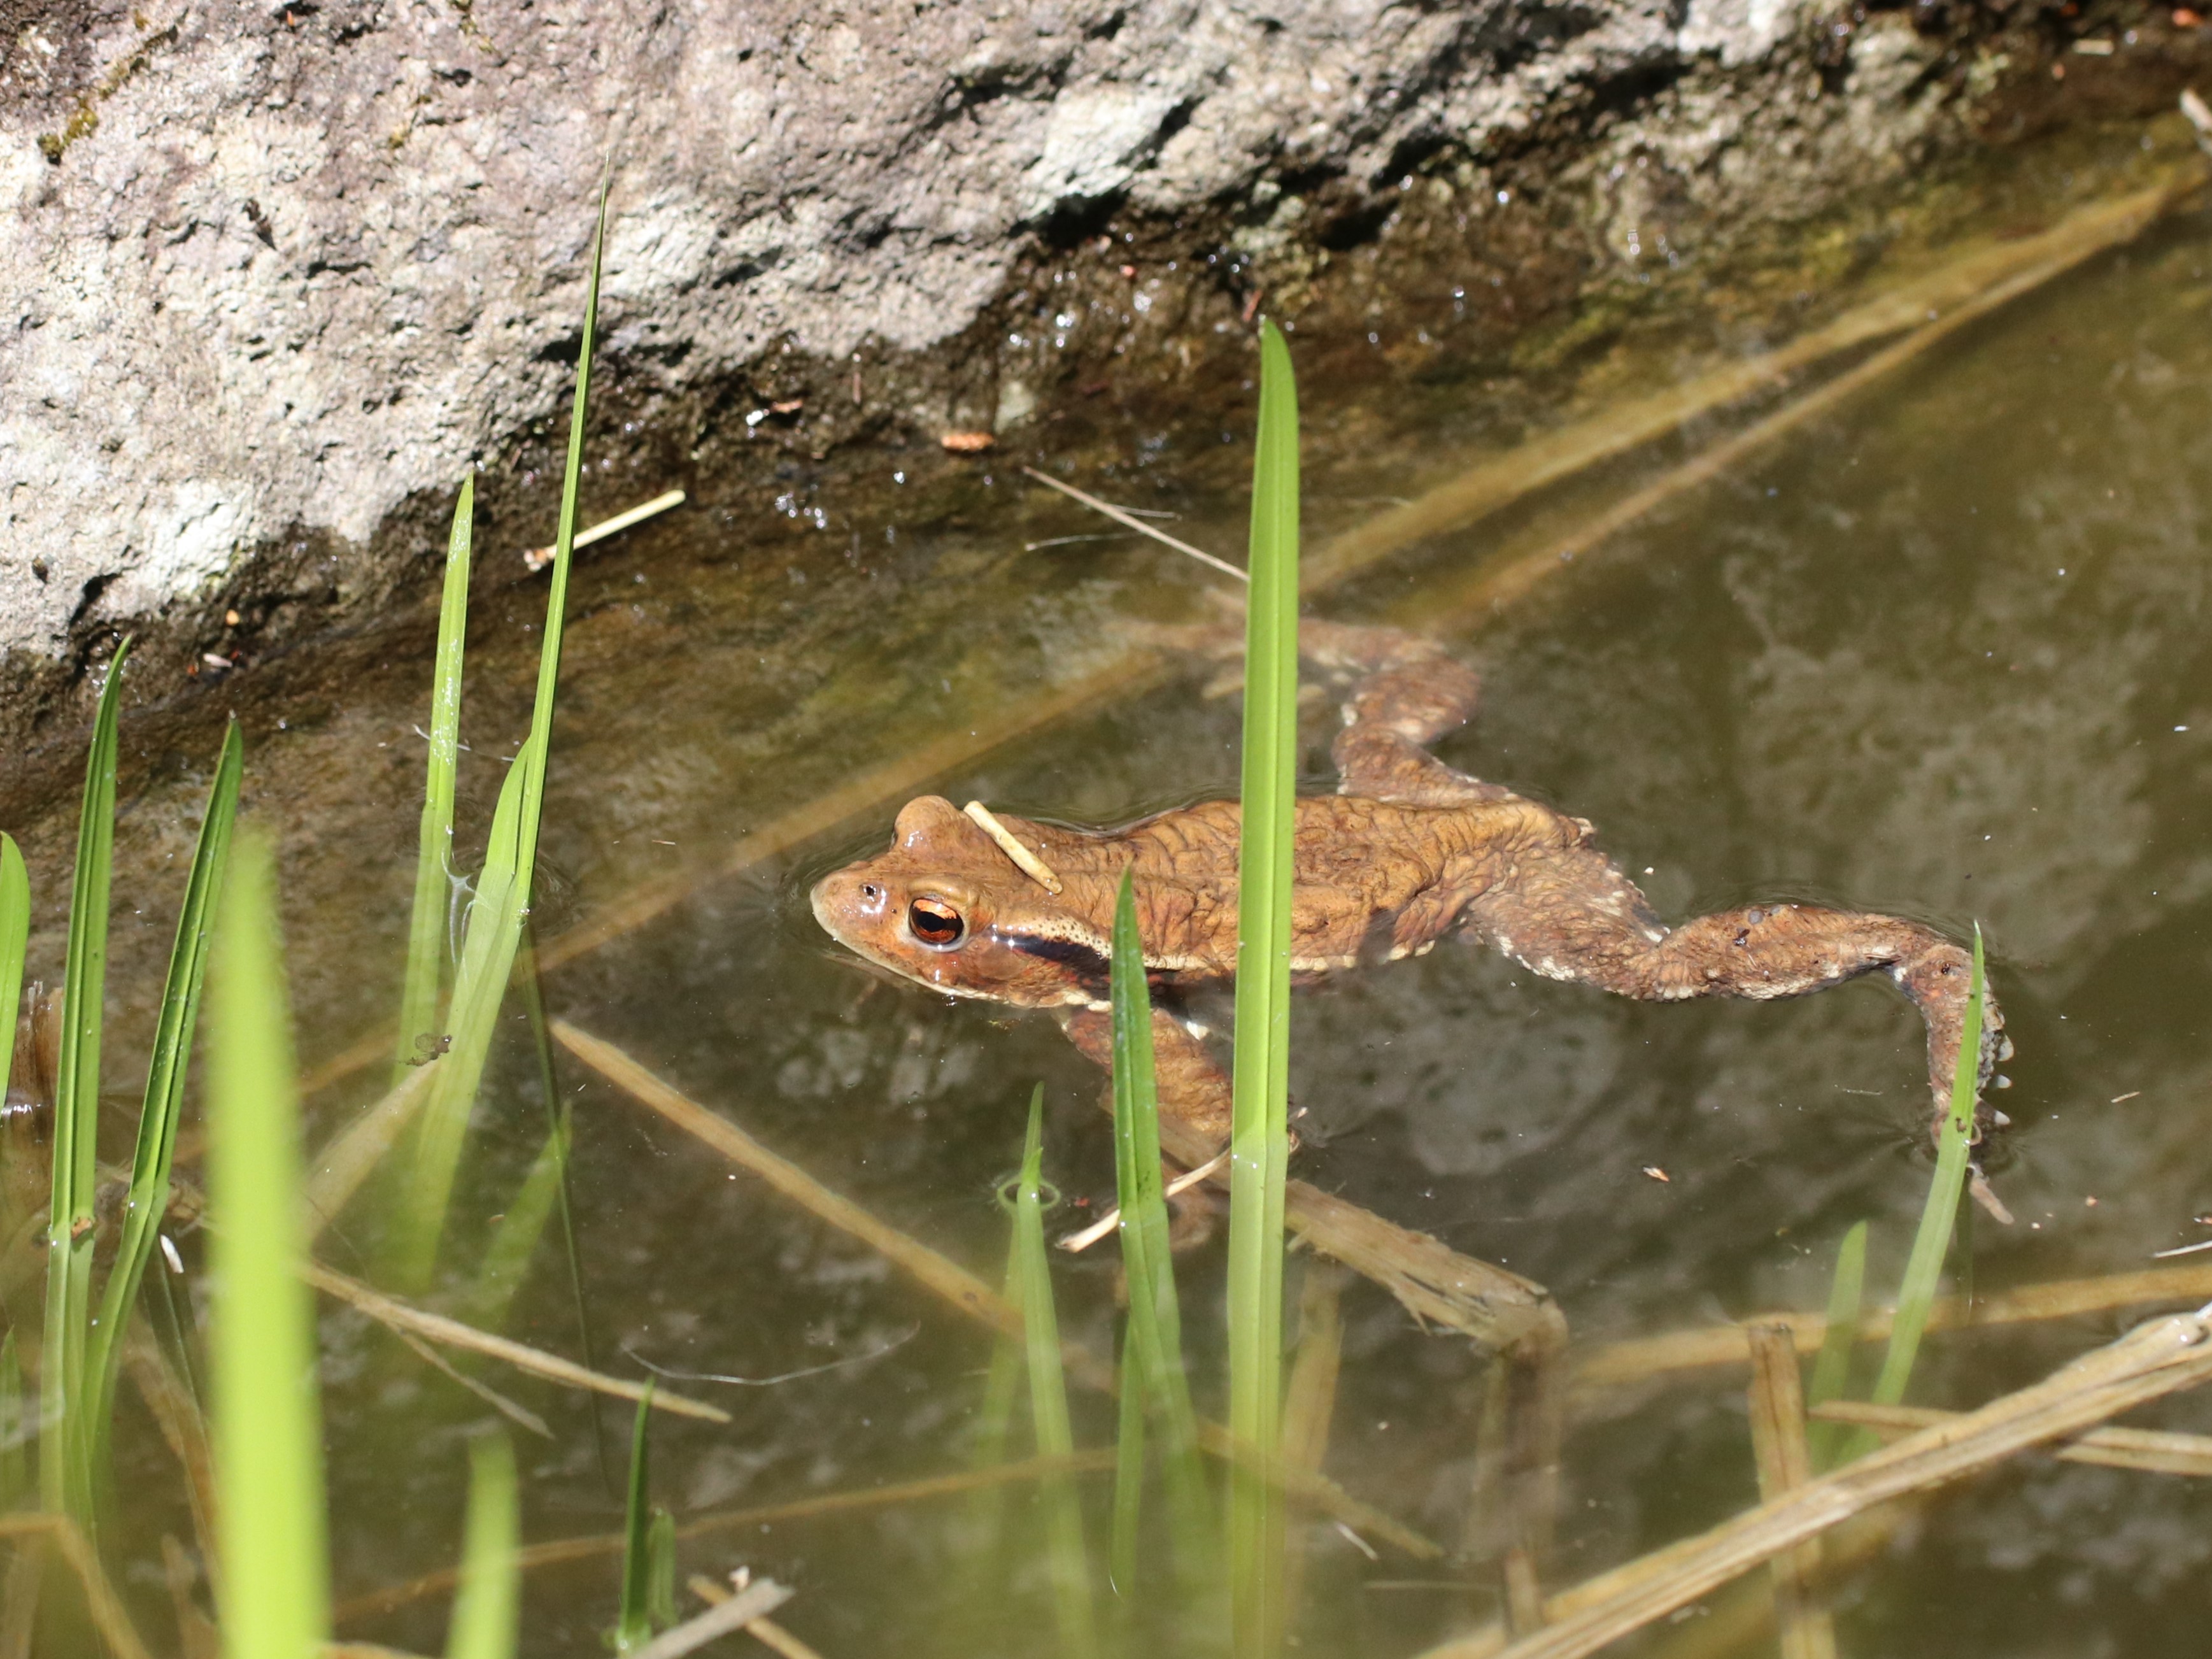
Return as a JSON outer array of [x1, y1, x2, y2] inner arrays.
[[17, 135, 2212, 1659]]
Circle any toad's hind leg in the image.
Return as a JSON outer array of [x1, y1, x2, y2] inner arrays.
[[1466, 848, 2009, 1139], [1299, 619, 1518, 807]]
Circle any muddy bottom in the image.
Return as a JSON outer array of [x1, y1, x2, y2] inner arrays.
[[9, 125, 2212, 1659]]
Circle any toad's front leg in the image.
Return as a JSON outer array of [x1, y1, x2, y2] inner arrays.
[[1061, 1005, 1233, 1157]]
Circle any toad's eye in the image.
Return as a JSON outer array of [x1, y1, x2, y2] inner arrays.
[[909, 897, 965, 948]]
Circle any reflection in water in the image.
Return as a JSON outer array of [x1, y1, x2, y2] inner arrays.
[[15, 188, 2212, 1657]]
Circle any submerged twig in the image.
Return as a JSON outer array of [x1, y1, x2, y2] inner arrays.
[[1398, 185, 2189, 640], [1809, 1399, 2212, 1477], [303, 1262, 728, 1424], [625, 1577, 791, 1659], [687, 1575, 824, 1659], [1283, 1263, 1348, 1622], [551, 1020, 1019, 1337], [388, 1328, 553, 1439], [1057, 1150, 1228, 1251], [1021, 467, 1248, 581], [1574, 1260, 2212, 1388], [1313, 176, 2188, 589]]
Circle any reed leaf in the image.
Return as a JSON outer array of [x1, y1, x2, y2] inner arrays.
[[1108, 867, 1210, 1593], [646, 1508, 677, 1633], [614, 1383, 656, 1653], [399, 478, 475, 1085], [393, 179, 609, 1286], [1228, 318, 1300, 1657], [207, 831, 331, 1656], [1804, 1220, 1868, 1472], [1013, 1085, 1097, 1658], [468, 1109, 571, 1332], [1111, 1337, 1149, 1598], [43, 641, 127, 1524], [1865, 929, 1987, 1418], [516, 926, 600, 1462], [445, 1432, 520, 1659], [963, 1242, 1026, 1546], [86, 718, 243, 1481]]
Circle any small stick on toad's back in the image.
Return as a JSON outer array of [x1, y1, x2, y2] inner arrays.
[[963, 801, 1065, 894]]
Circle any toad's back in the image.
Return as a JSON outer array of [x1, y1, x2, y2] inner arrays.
[[1001, 789, 1606, 982]]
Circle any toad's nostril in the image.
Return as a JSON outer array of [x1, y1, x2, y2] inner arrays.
[[862, 883, 880, 900]]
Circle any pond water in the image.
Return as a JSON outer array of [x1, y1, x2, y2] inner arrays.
[[13, 127, 2212, 1658]]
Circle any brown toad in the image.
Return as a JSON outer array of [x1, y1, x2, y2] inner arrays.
[[811, 618, 2010, 1194]]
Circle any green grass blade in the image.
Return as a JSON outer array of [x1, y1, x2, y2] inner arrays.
[[0, 833, 26, 1106], [43, 641, 128, 1524], [1227, 319, 1300, 1658], [87, 719, 243, 1476], [1014, 1086, 1097, 1659], [614, 1383, 655, 1653], [393, 763, 528, 1286], [1109, 869, 1211, 1588], [399, 478, 475, 1085], [1110, 1333, 1148, 1595], [445, 1433, 520, 1659], [961, 1237, 1026, 1563], [1866, 927, 1987, 1416], [207, 831, 331, 1656], [646, 1507, 677, 1632], [467, 1110, 571, 1332], [516, 925, 604, 1479], [393, 183, 609, 1287], [1804, 1220, 1868, 1471]]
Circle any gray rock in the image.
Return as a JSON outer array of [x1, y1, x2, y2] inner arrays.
[[0, 0, 2054, 711]]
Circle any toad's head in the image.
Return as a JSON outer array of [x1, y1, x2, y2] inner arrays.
[[810, 795, 1109, 1009]]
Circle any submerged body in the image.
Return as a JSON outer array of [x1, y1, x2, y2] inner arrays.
[[812, 619, 2007, 1160]]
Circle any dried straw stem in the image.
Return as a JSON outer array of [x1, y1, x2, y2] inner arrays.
[[1422, 1304, 2212, 1659], [626, 1577, 792, 1659], [1810, 1398, 2212, 1477], [1283, 1262, 1348, 1618], [1744, 1325, 1837, 1659], [687, 1574, 825, 1659], [1575, 1261, 2212, 1389], [0, 1513, 155, 1659]]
